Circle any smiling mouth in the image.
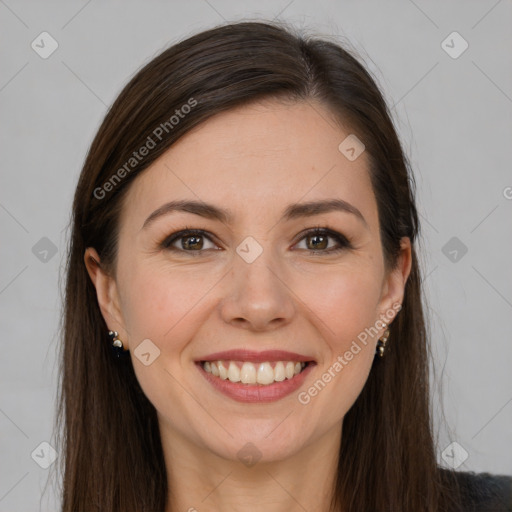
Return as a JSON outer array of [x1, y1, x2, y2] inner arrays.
[[198, 360, 315, 386]]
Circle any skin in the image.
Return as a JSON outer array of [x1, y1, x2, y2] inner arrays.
[[85, 99, 412, 512]]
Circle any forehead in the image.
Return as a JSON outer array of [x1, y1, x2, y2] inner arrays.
[[122, 99, 378, 229]]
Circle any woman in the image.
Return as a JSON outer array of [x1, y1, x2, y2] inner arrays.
[[55, 20, 511, 512]]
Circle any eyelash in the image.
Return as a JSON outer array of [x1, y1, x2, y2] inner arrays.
[[160, 225, 353, 256]]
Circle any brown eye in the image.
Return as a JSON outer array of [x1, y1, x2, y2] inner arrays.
[[295, 228, 351, 254], [160, 227, 351, 256], [161, 229, 218, 253], [181, 234, 204, 250], [306, 233, 329, 250]]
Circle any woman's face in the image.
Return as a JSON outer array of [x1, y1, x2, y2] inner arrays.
[[86, 99, 411, 463]]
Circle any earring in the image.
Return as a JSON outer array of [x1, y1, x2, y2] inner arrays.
[[108, 330, 127, 359], [375, 326, 390, 358]]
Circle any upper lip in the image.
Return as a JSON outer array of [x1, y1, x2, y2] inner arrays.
[[196, 349, 316, 364]]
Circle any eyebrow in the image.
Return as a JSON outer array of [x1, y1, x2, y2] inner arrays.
[[141, 198, 369, 230]]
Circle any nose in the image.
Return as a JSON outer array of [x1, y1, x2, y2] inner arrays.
[[219, 248, 296, 332]]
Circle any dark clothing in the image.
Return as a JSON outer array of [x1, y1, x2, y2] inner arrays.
[[442, 468, 512, 511]]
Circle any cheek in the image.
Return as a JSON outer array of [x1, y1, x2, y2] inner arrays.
[[293, 263, 382, 348], [117, 262, 211, 415], [295, 269, 380, 425], [118, 260, 218, 345]]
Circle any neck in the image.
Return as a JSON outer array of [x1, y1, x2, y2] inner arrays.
[[161, 420, 343, 512]]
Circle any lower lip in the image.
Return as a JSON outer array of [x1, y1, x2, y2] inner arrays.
[[195, 362, 316, 403]]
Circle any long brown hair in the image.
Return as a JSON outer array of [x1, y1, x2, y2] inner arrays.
[[54, 19, 465, 511]]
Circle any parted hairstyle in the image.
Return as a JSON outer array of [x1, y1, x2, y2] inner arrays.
[[54, 19, 466, 512]]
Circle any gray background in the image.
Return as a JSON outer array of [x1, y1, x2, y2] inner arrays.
[[1, 1, 511, 510]]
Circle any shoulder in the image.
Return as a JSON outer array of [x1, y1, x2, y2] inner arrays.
[[439, 467, 512, 511]]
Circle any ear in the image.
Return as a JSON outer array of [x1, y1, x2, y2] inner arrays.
[[84, 247, 128, 347], [376, 236, 412, 332]]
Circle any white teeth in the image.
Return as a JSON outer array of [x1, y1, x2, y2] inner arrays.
[[202, 360, 308, 385], [256, 362, 275, 385], [240, 362, 257, 384], [274, 361, 286, 381], [285, 362, 295, 379], [227, 361, 240, 382], [218, 362, 228, 380]]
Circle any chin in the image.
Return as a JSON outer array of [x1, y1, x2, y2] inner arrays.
[[201, 424, 308, 465]]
